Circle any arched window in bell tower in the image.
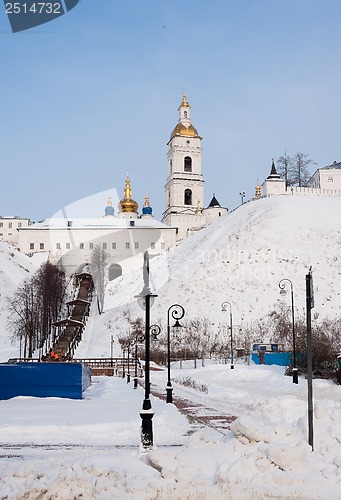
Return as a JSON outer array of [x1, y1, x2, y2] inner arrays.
[[184, 156, 192, 172], [184, 188, 192, 205], [184, 110, 188, 118]]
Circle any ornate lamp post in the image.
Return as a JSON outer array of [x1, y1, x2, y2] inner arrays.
[[135, 251, 158, 450], [221, 301, 234, 369], [239, 191, 245, 204], [166, 304, 185, 404], [279, 278, 298, 384]]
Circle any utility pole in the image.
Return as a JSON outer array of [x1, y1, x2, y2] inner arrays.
[[306, 267, 314, 451]]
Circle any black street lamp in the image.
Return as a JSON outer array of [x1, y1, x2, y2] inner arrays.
[[135, 251, 158, 450], [221, 301, 234, 369], [239, 191, 245, 204], [166, 304, 185, 404], [279, 278, 298, 384]]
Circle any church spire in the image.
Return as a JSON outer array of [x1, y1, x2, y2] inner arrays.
[[267, 159, 281, 180], [119, 175, 139, 214]]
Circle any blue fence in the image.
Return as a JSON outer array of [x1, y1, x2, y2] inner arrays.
[[251, 351, 292, 366], [0, 362, 91, 400]]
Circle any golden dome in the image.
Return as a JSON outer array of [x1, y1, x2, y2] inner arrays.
[[119, 176, 138, 213], [170, 122, 199, 140]]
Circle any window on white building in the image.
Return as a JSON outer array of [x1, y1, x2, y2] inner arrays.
[[89, 242, 94, 250], [103, 243, 107, 249], [80, 243, 84, 249], [0, 223, 3, 228], [134, 242, 139, 249], [161, 242, 165, 250], [126, 242, 130, 249], [40, 243, 45, 250], [18, 222, 22, 228], [30, 243, 34, 250], [184, 156, 192, 172], [151, 242, 155, 249], [66, 243, 70, 249], [56, 243, 61, 250], [8, 222, 12, 228], [112, 242, 116, 249], [328, 177, 334, 182], [184, 188, 192, 205]]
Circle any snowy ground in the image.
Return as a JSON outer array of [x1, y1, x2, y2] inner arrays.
[[1, 195, 341, 498], [0, 363, 340, 499]]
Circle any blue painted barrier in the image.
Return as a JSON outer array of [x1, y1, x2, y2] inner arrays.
[[251, 351, 292, 366], [0, 362, 91, 400]]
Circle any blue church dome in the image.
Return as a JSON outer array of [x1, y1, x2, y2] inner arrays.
[[105, 205, 115, 216], [142, 205, 153, 215], [142, 194, 153, 216], [104, 195, 115, 216]]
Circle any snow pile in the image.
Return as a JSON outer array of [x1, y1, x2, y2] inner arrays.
[[0, 366, 340, 499]]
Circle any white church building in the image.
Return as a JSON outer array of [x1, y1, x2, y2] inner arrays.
[[13, 93, 228, 277]]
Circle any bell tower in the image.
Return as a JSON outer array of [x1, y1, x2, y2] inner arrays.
[[162, 93, 205, 238]]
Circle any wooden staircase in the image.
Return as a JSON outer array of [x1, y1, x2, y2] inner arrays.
[[49, 273, 93, 360]]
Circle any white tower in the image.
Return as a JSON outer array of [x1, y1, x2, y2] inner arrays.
[[162, 93, 205, 239]]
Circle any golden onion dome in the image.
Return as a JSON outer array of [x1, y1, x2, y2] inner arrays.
[[170, 122, 199, 140], [119, 176, 139, 213]]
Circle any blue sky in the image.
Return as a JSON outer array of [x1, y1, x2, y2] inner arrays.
[[1, 0, 341, 221]]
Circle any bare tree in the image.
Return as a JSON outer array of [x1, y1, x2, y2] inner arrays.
[[291, 152, 316, 187], [277, 152, 316, 187], [7, 262, 67, 358], [90, 244, 109, 313], [277, 153, 293, 186]]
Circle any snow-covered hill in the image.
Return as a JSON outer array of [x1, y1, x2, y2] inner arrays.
[[1, 195, 341, 360], [78, 195, 341, 357]]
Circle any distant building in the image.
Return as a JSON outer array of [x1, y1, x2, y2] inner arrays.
[[308, 161, 341, 190], [261, 159, 341, 198], [0, 216, 31, 246], [261, 160, 286, 196]]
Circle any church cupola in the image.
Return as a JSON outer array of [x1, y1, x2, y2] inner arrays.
[[169, 92, 201, 141], [141, 194, 154, 219], [118, 175, 139, 217], [104, 194, 115, 216]]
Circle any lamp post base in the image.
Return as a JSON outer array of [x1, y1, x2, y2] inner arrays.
[[230, 364, 234, 369], [140, 402, 154, 450], [292, 368, 298, 384], [127, 374, 130, 383], [134, 377, 138, 389], [166, 385, 173, 404]]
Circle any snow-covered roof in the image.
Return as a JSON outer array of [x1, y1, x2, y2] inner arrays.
[[320, 161, 341, 170], [19, 217, 173, 230]]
